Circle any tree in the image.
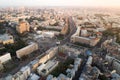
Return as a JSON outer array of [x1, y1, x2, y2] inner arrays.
[[4, 39, 26, 56]]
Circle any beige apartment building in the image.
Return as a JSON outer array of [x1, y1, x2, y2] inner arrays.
[[16, 20, 30, 34], [71, 26, 101, 46], [16, 43, 38, 58]]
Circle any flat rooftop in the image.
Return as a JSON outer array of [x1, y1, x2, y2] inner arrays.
[[0, 34, 13, 41]]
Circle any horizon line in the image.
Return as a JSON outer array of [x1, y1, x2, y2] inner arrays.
[[0, 5, 120, 9]]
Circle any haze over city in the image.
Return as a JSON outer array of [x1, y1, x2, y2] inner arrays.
[[0, 0, 120, 8], [0, 0, 120, 80]]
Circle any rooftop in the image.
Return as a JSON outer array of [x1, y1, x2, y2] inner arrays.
[[0, 34, 13, 41], [28, 73, 40, 80]]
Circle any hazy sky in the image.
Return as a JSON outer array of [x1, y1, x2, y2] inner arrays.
[[0, 0, 120, 7]]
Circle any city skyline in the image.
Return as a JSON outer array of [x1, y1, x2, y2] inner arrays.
[[0, 0, 120, 8], [0, 1, 120, 79]]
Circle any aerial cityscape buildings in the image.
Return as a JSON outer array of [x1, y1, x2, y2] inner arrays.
[[16, 20, 30, 34], [0, 0, 120, 80]]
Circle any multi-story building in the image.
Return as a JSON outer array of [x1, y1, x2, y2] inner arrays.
[[106, 55, 120, 74], [0, 53, 11, 64], [71, 26, 101, 46], [37, 60, 59, 76], [0, 53, 12, 71], [46, 58, 82, 80], [16, 20, 30, 34], [16, 43, 38, 58], [61, 18, 69, 35], [28, 73, 40, 80], [38, 47, 58, 64], [79, 56, 100, 80], [12, 66, 31, 80]]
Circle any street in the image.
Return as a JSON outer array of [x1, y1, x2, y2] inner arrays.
[[60, 16, 77, 45]]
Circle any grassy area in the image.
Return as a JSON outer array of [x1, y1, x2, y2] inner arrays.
[[50, 58, 74, 77], [98, 75, 108, 80], [2, 60, 18, 73], [78, 54, 85, 58], [56, 35, 64, 40], [0, 39, 27, 56], [0, 29, 5, 34], [0, 22, 6, 34]]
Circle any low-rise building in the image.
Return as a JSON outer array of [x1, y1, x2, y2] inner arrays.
[[27, 59, 39, 71], [86, 56, 93, 66], [46, 58, 82, 80], [58, 74, 71, 80], [38, 47, 58, 64], [79, 56, 100, 80], [111, 73, 120, 80], [0, 34, 14, 45], [28, 73, 40, 80], [46, 75, 54, 80], [4, 74, 13, 80], [12, 71, 25, 80], [105, 55, 120, 74], [20, 66, 31, 80], [79, 66, 100, 80], [16, 43, 38, 58], [0, 53, 11, 64], [11, 66, 31, 80], [42, 32, 55, 38]]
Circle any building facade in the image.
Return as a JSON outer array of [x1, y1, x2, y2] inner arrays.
[[0, 53, 11, 64], [16, 20, 30, 34], [16, 43, 38, 58], [71, 26, 101, 46]]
